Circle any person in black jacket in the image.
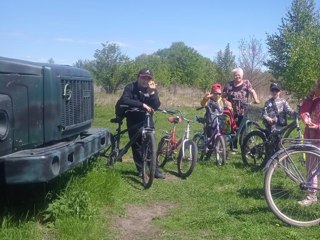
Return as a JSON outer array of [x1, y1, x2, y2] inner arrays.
[[116, 68, 165, 179]]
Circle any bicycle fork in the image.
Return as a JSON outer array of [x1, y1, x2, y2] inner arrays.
[[180, 121, 192, 159]]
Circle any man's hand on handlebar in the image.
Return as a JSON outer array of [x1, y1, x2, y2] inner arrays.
[[143, 103, 154, 112]]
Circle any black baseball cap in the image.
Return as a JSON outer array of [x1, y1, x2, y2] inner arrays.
[[270, 83, 281, 91], [138, 68, 153, 78]]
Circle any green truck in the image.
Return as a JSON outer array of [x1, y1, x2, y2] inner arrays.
[[0, 57, 110, 184]]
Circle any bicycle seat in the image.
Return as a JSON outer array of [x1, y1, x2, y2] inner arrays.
[[168, 116, 182, 124], [110, 117, 123, 124]]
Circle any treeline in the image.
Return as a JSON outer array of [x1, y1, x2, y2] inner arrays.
[[74, 40, 269, 95], [69, 0, 320, 99]]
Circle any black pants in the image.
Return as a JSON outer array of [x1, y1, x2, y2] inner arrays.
[[126, 116, 158, 173]]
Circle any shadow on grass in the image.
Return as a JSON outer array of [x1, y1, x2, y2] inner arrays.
[[227, 205, 270, 220], [162, 169, 181, 179], [119, 169, 144, 189], [237, 187, 265, 200]]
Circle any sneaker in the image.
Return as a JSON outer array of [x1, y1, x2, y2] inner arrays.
[[230, 149, 238, 155], [137, 170, 143, 177], [155, 171, 166, 179], [298, 195, 318, 206]]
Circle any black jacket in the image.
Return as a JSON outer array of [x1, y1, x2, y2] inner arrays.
[[117, 81, 161, 123]]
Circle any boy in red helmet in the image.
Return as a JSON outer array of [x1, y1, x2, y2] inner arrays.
[[200, 83, 235, 137]]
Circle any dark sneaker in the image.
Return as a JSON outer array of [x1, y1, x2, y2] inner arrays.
[[137, 170, 143, 177], [155, 171, 166, 179]]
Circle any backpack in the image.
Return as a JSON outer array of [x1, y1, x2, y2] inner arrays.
[[115, 83, 134, 119], [115, 98, 128, 120], [220, 108, 237, 134]]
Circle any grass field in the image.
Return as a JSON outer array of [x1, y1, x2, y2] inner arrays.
[[0, 103, 319, 240]]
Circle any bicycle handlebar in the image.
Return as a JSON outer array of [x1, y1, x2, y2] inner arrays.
[[157, 109, 177, 115]]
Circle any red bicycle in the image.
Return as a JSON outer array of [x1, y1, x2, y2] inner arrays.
[[156, 110, 198, 178]]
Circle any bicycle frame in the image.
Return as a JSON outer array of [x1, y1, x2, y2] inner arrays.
[[165, 115, 192, 158], [226, 98, 260, 143], [226, 116, 257, 143], [195, 113, 223, 148], [207, 115, 224, 145], [108, 110, 155, 163], [280, 140, 320, 192]]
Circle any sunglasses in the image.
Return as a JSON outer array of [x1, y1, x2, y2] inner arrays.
[[213, 92, 222, 95]]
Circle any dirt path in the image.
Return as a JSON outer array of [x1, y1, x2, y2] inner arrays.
[[113, 201, 175, 240]]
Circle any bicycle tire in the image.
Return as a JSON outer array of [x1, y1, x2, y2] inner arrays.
[[193, 133, 206, 161], [102, 133, 117, 166], [215, 135, 227, 165], [239, 121, 260, 146], [156, 136, 170, 167], [264, 146, 320, 227], [241, 130, 267, 168], [142, 132, 156, 189], [177, 140, 198, 178]]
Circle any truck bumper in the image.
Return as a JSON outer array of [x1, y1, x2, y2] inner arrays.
[[0, 128, 110, 184]]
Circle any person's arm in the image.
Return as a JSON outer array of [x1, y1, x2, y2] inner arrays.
[[121, 83, 144, 108], [145, 89, 161, 110], [200, 93, 211, 107], [249, 88, 260, 104], [283, 100, 295, 116], [245, 80, 260, 104], [300, 99, 311, 124], [262, 100, 274, 125]]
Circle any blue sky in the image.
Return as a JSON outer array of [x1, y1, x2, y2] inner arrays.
[[1, 0, 319, 65]]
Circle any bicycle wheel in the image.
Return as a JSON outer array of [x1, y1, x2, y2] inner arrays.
[[142, 132, 156, 189], [239, 121, 260, 146], [241, 130, 267, 168], [177, 140, 198, 178], [193, 133, 206, 160], [215, 135, 227, 165], [264, 147, 320, 227], [156, 136, 170, 167], [101, 134, 118, 166]]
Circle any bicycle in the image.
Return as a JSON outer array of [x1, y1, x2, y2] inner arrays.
[[241, 107, 302, 168], [103, 107, 157, 189], [264, 138, 320, 227], [193, 107, 227, 165], [156, 110, 198, 178], [226, 98, 261, 150]]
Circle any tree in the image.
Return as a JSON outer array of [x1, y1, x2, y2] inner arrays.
[[90, 42, 132, 93], [265, 0, 320, 99], [238, 37, 267, 87], [155, 42, 216, 90], [73, 59, 93, 70], [214, 44, 236, 85], [134, 54, 171, 87]]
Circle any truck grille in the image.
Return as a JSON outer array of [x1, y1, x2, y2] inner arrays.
[[60, 79, 93, 127]]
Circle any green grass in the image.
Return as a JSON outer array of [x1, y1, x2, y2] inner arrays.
[[0, 105, 319, 240]]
